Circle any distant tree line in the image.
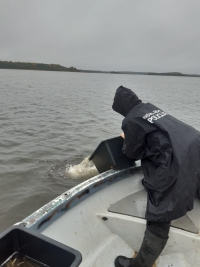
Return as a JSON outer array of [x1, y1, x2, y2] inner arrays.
[[0, 60, 199, 77], [148, 72, 185, 76], [147, 72, 200, 77], [0, 61, 79, 72]]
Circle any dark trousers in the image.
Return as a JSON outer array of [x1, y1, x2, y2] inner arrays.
[[147, 221, 171, 239]]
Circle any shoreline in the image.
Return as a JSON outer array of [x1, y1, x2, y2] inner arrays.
[[0, 61, 199, 78]]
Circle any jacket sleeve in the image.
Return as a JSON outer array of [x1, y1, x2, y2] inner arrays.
[[122, 121, 146, 160]]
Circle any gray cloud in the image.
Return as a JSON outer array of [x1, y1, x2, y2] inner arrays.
[[0, 0, 200, 74]]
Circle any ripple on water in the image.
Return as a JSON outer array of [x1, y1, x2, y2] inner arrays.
[[0, 70, 200, 232]]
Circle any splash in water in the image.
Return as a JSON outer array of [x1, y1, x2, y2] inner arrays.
[[66, 157, 99, 180]]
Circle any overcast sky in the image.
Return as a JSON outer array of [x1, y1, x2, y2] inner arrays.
[[0, 0, 200, 74]]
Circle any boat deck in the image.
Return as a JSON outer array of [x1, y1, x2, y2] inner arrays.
[[22, 167, 200, 267]]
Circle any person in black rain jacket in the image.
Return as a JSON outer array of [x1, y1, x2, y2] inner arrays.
[[112, 86, 200, 267]]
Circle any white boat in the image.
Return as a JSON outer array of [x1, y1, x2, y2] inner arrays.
[[1, 139, 200, 267]]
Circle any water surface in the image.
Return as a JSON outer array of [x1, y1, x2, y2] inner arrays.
[[0, 69, 200, 232]]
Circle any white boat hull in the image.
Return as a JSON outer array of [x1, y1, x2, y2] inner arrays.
[[16, 166, 200, 266]]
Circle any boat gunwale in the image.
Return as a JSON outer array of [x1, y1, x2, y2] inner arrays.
[[18, 166, 142, 232]]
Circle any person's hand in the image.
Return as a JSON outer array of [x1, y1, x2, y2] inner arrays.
[[120, 132, 125, 139]]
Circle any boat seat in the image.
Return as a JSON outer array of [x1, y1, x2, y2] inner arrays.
[[108, 190, 199, 234]]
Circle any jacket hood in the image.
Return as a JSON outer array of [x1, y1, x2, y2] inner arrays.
[[112, 86, 142, 116]]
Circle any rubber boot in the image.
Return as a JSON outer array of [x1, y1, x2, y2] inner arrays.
[[114, 229, 168, 267]]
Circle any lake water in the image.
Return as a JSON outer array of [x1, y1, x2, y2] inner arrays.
[[0, 69, 200, 233]]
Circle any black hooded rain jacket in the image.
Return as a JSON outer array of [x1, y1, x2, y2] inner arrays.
[[112, 86, 200, 222]]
